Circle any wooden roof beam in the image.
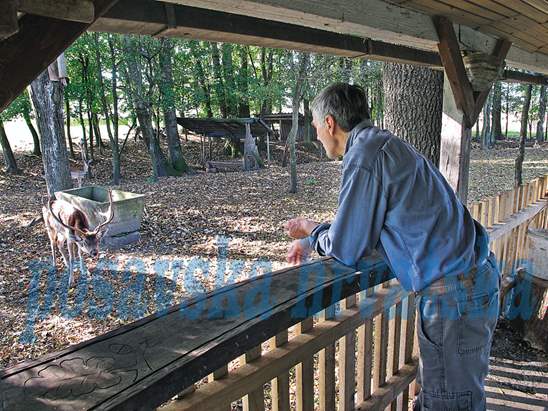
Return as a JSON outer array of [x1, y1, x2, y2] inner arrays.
[[18, 0, 95, 24], [0, 0, 18, 40], [0, 0, 119, 112], [95, 0, 442, 67], [503, 70, 548, 86]]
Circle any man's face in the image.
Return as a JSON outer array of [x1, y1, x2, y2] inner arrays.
[[312, 116, 338, 159]]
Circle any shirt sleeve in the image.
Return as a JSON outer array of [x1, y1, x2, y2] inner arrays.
[[309, 164, 387, 267]]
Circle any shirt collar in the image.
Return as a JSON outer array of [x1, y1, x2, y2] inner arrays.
[[344, 119, 374, 155]]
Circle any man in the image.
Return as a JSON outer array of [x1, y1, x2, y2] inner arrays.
[[285, 83, 500, 411]]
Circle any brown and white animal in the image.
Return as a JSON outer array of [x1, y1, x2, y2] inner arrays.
[[42, 191, 114, 285]]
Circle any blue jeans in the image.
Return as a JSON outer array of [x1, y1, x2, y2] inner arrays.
[[414, 253, 501, 411]]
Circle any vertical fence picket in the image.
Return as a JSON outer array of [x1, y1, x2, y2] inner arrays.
[[357, 289, 374, 404], [241, 346, 265, 411], [270, 331, 290, 411], [296, 318, 314, 411], [339, 294, 357, 411], [319, 305, 336, 411]]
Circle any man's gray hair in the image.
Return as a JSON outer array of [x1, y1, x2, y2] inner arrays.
[[311, 83, 370, 132]]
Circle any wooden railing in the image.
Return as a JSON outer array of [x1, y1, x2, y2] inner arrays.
[[0, 175, 546, 411]]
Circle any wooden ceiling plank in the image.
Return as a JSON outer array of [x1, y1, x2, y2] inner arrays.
[[407, 0, 492, 26], [465, 0, 518, 18], [488, 20, 547, 48], [521, 0, 548, 15], [0, 0, 19, 40], [437, 0, 505, 21], [18, 0, 95, 24], [494, 0, 548, 23]]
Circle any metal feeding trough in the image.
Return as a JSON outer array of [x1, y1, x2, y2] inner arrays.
[[55, 186, 145, 250]]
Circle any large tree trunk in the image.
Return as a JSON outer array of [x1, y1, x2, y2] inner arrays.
[[382, 63, 443, 165], [515, 84, 533, 186], [124, 35, 168, 180], [237, 46, 251, 118], [492, 81, 503, 141], [259, 47, 274, 115], [160, 38, 188, 173], [222, 43, 238, 117], [537, 85, 546, 143], [30, 69, 72, 196], [0, 119, 20, 174]]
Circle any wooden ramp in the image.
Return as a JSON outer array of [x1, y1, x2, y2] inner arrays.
[[0, 256, 394, 410]]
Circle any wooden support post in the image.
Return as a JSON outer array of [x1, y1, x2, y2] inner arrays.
[[295, 318, 314, 411], [339, 295, 357, 411], [434, 16, 511, 203], [270, 330, 290, 411], [208, 366, 231, 411], [319, 305, 336, 411], [240, 345, 265, 411], [439, 72, 472, 204], [356, 289, 374, 404]]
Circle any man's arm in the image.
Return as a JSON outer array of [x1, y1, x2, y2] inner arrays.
[[309, 164, 387, 267]]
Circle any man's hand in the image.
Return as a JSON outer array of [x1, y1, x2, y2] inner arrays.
[[284, 218, 318, 239], [287, 239, 312, 266]]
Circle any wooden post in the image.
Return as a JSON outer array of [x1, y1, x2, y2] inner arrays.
[[266, 130, 271, 163]]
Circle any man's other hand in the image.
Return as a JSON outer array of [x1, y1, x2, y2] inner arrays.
[[287, 239, 312, 266], [284, 218, 318, 239]]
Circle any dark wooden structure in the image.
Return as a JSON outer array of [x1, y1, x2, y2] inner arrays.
[[260, 113, 306, 141], [176, 117, 270, 140]]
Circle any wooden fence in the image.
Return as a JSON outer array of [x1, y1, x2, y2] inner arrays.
[[0, 175, 546, 411]]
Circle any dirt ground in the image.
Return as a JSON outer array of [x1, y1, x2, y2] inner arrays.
[[0, 134, 547, 377]]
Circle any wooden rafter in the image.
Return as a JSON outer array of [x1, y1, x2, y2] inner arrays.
[[433, 15, 512, 128], [433, 15, 476, 127]]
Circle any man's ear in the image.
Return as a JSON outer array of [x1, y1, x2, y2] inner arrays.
[[325, 115, 336, 137]]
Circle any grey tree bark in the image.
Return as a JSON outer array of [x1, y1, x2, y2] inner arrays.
[[536, 85, 546, 143], [124, 35, 168, 180], [492, 81, 502, 141], [382, 62, 443, 165], [210, 42, 227, 118], [515, 84, 533, 186], [30, 69, 72, 196], [0, 119, 19, 174], [160, 38, 188, 173], [288, 52, 310, 193]]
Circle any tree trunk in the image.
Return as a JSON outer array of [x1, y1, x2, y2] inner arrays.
[[65, 93, 75, 159], [160, 38, 188, 173], [190, 42, 213, 118], [243, 123, 262, 171], [210, 42, 227, 117], [94, 32, 121, 183], [237, 46, 251, 118], [288, 52, 310, 193], [23, 109, 41, 156], [382, 62, 443, 165], [515, 84, 533, 186], [505, 83, 510, 138], [0, 119, 20, 174], [481, 91, 492, 149], [492, 81, 502, 141], [537, 85, 546, 143], [124, 35, 168, 180], [260, 47, 274, 115], [30, 69, 72, 195], [222, 43, 238, 117]]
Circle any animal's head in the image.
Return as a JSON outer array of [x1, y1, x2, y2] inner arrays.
[[48, 190, 115, 257]]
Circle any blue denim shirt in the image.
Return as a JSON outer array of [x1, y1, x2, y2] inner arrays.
[[308, 120, 490, 292]]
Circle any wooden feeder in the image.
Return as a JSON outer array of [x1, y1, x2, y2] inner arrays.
[[461, 51, 501, 92], [55, 186, 145, 250]]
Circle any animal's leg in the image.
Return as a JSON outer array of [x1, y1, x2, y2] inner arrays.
[[67, 241, 76, 286], [78, 247, 85, 274]]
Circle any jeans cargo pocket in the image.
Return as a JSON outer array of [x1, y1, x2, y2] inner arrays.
[[421, 390, 472, 411], [457, 290, 499, 355]]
